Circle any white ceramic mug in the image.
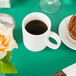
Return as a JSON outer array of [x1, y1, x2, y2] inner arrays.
[[22, 12, 61, 52]]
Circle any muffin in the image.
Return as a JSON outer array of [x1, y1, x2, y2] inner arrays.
[[68, 15, 76, 40]]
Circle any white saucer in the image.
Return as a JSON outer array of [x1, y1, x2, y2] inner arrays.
[[59, 15, 76, 50]]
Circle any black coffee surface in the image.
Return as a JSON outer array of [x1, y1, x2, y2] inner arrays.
[[25, 20, 48, 35]]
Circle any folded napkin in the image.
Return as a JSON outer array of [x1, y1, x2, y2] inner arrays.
[[63, 63, 76, 76], [51, 63, 76, 76], [0, 0, 11, 8]]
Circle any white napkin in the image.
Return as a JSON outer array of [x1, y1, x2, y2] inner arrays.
[[63, 63, 76, 76]]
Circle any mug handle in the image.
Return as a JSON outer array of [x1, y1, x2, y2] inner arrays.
[[46, 31, 61, 49]]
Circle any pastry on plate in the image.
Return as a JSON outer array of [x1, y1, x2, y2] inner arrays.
[[68, 15, 76, 40]]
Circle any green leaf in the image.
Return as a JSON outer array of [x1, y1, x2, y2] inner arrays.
[[3, 51, 11, 60], [0, 59, 17, 74]]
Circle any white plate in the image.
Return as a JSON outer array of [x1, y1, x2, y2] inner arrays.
[[0, 13, 15, 30], [59, 15, 76, 50]]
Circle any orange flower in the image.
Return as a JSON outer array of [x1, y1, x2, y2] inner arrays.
[[0, 23, 18, 59], [0, 34, 9, 51]]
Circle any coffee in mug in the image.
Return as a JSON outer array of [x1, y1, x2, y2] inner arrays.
[[25, 20, 48, 35], [22, 12, 61, 52]]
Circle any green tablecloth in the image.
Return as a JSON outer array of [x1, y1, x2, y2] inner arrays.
[[0, 0, 75, 76]]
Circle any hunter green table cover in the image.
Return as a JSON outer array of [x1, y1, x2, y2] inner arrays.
[[0, 0, 75, 76]]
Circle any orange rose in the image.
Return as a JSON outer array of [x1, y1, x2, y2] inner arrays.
[[0, 34, 9, 51], [0, 23, 18, 59]]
